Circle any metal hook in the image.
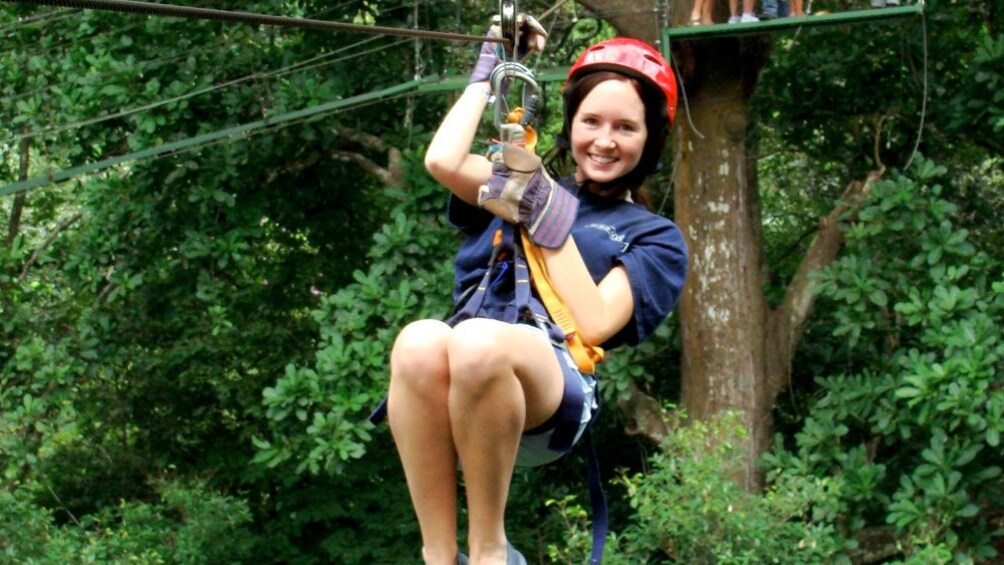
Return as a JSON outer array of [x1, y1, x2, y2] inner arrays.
[[489, 61, 540, 129]]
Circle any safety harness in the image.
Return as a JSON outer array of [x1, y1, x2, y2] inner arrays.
[[442, 219, 609, 565], [367, 218, 609, 564]]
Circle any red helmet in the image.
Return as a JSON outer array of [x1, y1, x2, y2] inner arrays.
[[565, 38, 677, 126]]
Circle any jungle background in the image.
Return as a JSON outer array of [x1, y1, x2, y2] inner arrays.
[[1, 0, 1001, 563]]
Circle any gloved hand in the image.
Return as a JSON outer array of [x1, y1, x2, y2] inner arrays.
[[468, 14, 547, 84], [479, 124, 578, 249]]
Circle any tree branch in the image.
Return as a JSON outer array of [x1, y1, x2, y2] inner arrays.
[[765, 119, 889, 397], [18, 213, 83, 283], [332, 126, 388, 152], [765, 170, 881, 396], [617, 379, 674, 445], [849, 525, 901, 564], [264, 150, 321, 185], [330, 150, 401, 188], [330, 127, 404, 187], [6, 133, 30, 249]]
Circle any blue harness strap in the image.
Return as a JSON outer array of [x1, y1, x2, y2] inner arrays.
[[585, 427, 608, 565]]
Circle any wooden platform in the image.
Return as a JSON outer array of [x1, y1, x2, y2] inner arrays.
[[663, 4, 923, 42]]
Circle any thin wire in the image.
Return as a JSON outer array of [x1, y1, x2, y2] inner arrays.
[[0, 1, 383, 109], [167, 91, 415, 161], [31, 90, 416, 191], [1, 0, 509, 45], [532, 0, 569, 75], [0, 7, 77, 35], [5, 0, 218, 65], [902, 9, 927, 171], [0, 29, 262, 107], [666, 54, 706, 140], [8, 21, 147, 63], [664, 16, 704, 139], [3, 0, 340, 66], [539, 0, 571, 20], [1, 37, 410, 146]]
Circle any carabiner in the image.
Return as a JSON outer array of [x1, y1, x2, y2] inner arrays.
[[489, 62, 540, 130]]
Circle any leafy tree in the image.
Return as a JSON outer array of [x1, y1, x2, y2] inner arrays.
[[765, 161, 1003, 561], [3, 0, 1003, 562]]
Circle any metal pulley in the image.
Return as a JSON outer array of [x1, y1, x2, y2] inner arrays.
[[490, 0, 542, 132], [498, 0, 518, 60]]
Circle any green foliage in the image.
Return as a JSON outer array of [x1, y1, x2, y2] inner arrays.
[[766, 159, 1004, 562], [255, 153, 456, 479], [3, 1, 1003, 563], [1, 479, 254, 564], [548, 411, 849, 564], [944, 32, 1004, 149], [2, 2, 470, 562]]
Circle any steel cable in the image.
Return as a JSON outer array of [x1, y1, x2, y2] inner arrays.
[[1, 0, 508, 45]]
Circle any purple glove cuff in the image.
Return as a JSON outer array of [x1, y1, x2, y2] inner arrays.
[[469, 41, 500, 84], [521, 174, 579, 249]]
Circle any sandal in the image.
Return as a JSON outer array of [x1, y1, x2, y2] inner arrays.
[[688, 16, 703, 26]]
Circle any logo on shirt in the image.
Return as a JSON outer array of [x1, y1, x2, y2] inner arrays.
[[587, 223, 630, 252]]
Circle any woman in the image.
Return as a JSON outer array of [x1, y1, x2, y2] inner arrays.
[[386, 33, 689, 565]]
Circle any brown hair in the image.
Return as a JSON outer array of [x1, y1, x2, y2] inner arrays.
[[544, 70, 669, 208]]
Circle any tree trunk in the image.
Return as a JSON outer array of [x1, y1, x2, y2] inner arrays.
[[673, 45, 771, 490], [6, 134, 29, 249], [577, 0, 876, 491]]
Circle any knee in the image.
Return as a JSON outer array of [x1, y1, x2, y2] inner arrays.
[[390, 320, 451, 393], [447, 319, 512, 392]]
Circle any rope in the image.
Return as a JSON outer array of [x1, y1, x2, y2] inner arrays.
[[663, 0, 705, 140], [1, 0, 508, 45]]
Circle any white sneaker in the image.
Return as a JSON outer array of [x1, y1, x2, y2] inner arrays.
[[740, 12, 760, 22], [728, 14, 742, 23], [870, 0, 885, 6], [885, 0, 900, 4]]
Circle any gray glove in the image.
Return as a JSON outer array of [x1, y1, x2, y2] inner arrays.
[[478, 125, 578, 249]]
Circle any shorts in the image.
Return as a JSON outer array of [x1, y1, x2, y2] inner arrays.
[[514, 325, 598, 467]]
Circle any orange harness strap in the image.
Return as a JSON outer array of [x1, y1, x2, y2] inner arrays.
[[519, 228, 605, 375]]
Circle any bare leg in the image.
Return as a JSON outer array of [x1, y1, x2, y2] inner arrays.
[[389, 319, 460, 565], [447, 319, 564, 564], [689, 0, 705, 23], [744, 0, 756, 15]]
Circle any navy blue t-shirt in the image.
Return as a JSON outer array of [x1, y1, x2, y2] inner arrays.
[[448, 180, 689, 349]]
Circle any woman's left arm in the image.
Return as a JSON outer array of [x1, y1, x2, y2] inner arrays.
[[540, 239, 633, 346]]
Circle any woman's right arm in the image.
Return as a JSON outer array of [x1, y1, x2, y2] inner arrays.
[[424, 81, 495, 206]]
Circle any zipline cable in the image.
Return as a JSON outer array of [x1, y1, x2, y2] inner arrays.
[[0, 77, 428, 198], [1, 0, 510, 46]]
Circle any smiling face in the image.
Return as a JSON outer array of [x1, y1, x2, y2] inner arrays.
[[570, 78, 648, 187]]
